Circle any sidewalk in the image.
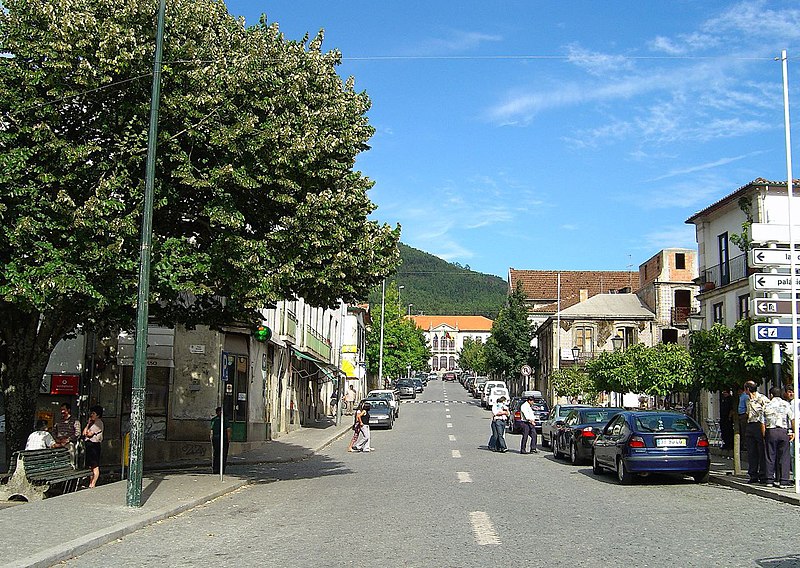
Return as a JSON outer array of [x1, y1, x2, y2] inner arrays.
[[708, 450, 800, 506], [0, 419, 352, 568]]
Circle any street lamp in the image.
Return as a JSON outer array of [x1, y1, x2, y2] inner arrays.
[[687, 313, 705, 332], [398, 285, 404, 312], [571, 346, 580, 362], [407, 303, 414, 317], [611, 334, 624, 352]]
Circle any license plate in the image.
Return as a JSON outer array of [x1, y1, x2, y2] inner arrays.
[[656, 438, 686, 447]]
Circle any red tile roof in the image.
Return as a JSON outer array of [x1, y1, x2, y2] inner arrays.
[[409, 315, 494, 331], [509, 270, 638, 303]]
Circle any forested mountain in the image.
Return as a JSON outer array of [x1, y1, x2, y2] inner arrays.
[[368, 243, 508, 318]]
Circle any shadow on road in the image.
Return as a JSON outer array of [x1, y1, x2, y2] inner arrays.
[[230, 453, 354, 484]]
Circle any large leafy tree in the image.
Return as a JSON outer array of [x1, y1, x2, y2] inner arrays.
[[0, 0, 399, 454], [458, 337, 488, 375], [485, 283, 536, 382], [689, 318, 772, 392], [586, 343, 695, 397], [550, 367, 598, 404], [365, 282, 430, 382]]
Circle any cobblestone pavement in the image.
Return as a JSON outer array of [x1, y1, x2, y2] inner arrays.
[[57, 381, 800, 568]]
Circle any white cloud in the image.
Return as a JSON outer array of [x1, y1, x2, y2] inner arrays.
[[402, 30, 502, 56], [641, 225, 698, 251], [566, 44, 634, 77], [648, 153, 762, 182]]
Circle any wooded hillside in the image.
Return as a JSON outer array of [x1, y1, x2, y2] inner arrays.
[[368, 243, 508, 318]]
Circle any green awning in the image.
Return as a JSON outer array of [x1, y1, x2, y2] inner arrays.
[[292, 349, 338, 382]]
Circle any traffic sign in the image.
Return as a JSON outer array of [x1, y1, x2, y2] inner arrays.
[[753, 298, 800, 316], [749, 248, 800, 267], [751, 223, 800, 244], [520, 365, 532, 376], [751, 323, 800, 342], [749, 273, 800, 291]]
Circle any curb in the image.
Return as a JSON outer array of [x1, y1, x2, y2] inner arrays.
[[708, 473, 800, 506], [3, 478, 249, 568]]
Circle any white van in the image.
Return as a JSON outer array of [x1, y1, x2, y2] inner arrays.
[[481, 380, 507, 408], [487, 387, 510, 408]]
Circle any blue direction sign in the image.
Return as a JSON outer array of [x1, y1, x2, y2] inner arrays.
[[750, 324, 800, 342]]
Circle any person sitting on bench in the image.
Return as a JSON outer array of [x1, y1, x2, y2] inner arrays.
[[25, 420, 56, 450]]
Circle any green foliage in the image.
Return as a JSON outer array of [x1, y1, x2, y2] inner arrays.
[[551, 367, 598, 403], [458, 337, 488, 375], [0, 0, 400, 454], [586, 343, 695, 397], [365, 282, 431, 379], [368, 243, 507, 318], [484, 283, 536, 380], [729, 197, 754, 254], [689, 319, 772, 391]]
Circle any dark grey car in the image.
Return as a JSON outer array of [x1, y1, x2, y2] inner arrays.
[[540, 404, 591, 447], [396, 379, 416, 399]]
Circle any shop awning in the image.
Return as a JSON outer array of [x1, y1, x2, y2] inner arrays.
[[292, 349, 340, 382]]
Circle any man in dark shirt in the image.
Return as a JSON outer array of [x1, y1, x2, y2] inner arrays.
[[210, 407, 232, 474]]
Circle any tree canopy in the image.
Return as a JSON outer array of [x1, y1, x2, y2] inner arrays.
[[458, 337, 489, 375], [0, 0, 399, 454], [485, 283, 536, 381], [365, 282, 431, 381]]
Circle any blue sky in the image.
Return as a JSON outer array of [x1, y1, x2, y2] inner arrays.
[[226, 0, 800, 278]]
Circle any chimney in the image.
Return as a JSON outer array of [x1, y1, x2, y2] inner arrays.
[[579, 289, 589, 302]]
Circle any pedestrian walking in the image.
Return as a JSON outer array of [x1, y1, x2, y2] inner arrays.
[[744, 381, 769, 484], [519, 395, 539, 454], [329, 387, 339, 418], [764, 386, 794, 488], [352, 403, 372, 452], [488, 396, 509, 452], [719, 389, 734, 451], [210, 406, 232, 474], [785, 386, 797, 480], [344, 385, 357, 415], [82, 405, 104, 488]]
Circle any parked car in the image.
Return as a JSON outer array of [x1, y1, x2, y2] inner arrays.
[[442, 371, 457, 382], [411, 378, 424, 393], [552, 407, 625, 465], [507, 395, 550, 434], [464, 376, 476, 393], [472, 378, 487, 398], [540, 404, 591, 447], [367, 389, 400, 418], [396, 379, 416, 399], [362, 398, 394, 429], [592, 411, 711, 484], [481, 381, 506, 408], [428, 372, 438, 381]]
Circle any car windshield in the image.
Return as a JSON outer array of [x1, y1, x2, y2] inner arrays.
[[369, 392, 392, 400], [397, 380, 413, 387], [578, 409, 621, 423], [365, 400, 389, 410], [633, 414, 701, 432]]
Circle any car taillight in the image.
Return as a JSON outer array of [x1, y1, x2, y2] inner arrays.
[[514, 411, 521, 420], [697, 435, 709, 448], [628, 436, 646, 448], [581, 427, 596, 438]]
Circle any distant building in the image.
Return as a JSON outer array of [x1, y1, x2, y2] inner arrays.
[[408, 315, 494, 372]]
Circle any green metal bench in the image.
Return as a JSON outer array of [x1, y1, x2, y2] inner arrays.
[[0, 447, 91, 501]]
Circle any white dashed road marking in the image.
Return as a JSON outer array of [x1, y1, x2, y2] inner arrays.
[[457, 471, 472, 483], [446, 414, 451, 418], [469, 512, 501, 546], [449, 435, 456, 441], [452, 449, 462, 458], [447, 423, 453, 428]]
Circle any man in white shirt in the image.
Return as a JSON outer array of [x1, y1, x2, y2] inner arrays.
[[519, 396, 539, 454], [764, 386, 794, 488], [25, 420, 56, 450], [488, 397, 509, 452]]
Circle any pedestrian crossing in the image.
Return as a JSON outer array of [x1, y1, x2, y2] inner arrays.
[[400, 400, 479, 405]]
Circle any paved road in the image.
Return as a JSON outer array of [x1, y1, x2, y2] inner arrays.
[[59, 381, 800, 567]]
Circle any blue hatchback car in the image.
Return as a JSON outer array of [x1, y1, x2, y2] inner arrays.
[[592, 411, 710, 484]]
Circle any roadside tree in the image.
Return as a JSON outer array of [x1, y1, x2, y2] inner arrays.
[[586, 343, 695, 397], [550, 367, 599, 404], [458, 337, 488, 375], [484, 283, 536, 386], [0, 0, 399, 455]]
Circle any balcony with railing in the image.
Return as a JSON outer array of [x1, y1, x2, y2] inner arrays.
[[279, 309, 297, 342], [698, 253, 750, 291], [305, 325, 332, 361]]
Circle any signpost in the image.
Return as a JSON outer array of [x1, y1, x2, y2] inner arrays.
[[751, 323, 800, 342], [749, 273, 800, 292], [749, 248, 800, 267], [753, 298, 800, 317]]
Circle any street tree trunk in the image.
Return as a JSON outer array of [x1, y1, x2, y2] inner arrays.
[[0, 306, 73, 462]]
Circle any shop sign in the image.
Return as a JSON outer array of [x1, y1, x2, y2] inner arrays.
[[49, 374, 80, 395]]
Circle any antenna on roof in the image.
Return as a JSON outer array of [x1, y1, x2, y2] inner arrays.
[[627, 254, 633, 289]]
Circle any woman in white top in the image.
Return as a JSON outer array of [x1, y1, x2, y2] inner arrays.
[[83, 406, 104, 488]]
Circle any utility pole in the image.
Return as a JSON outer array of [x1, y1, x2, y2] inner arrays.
[[378, 279, 386, 388], [127, 0, 166, 508]]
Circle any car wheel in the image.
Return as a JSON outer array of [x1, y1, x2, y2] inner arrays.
[[616, 458, 634, 485], [569, 441, 579, 465], [692, 470, 709, 484], [592, 452, 604, 475], [552, 437, 561, 459]]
